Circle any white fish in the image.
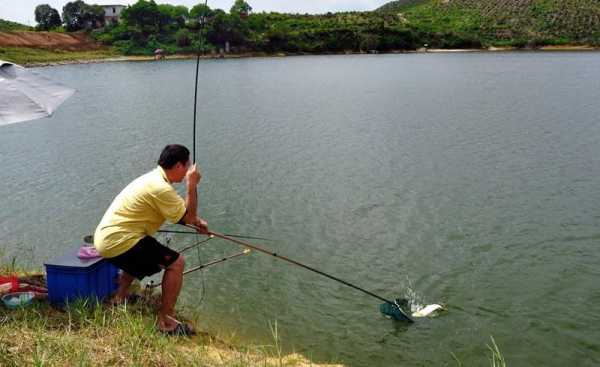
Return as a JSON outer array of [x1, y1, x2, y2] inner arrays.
[[412, 304, 445, 317]]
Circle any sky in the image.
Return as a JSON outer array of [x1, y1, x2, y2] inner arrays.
[[1, 0, 391, 26]]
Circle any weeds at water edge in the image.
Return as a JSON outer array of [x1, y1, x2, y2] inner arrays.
[[451, 336, 507, 367]]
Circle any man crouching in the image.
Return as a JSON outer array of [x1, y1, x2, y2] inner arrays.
[[94, 144, 208, 336]]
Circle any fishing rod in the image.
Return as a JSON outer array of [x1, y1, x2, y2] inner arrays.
[[158, 229, 274, 242], [185, 224, 413, 322], [148, 249, 251, 288]]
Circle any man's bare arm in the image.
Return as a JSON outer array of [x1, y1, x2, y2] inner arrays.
[[183, 180, 198, 222], [180, 163, 209, 234]]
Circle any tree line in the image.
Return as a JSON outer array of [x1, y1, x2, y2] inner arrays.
[[32, 0, 433, 55], [32, 0, 600, 55], [95, 0, 430, 55]]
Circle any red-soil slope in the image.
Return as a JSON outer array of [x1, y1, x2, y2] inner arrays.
[[0, 31, 103, 50]]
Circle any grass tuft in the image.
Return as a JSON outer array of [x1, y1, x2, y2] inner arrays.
[[451, 335, 508, 367], [487, 335, 507, 367]]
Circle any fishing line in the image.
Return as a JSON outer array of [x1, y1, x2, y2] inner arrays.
[[193, 235, 207, 303]]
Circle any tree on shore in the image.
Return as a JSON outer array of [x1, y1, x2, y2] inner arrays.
[[190, 3, 213, 21], [121, 0, 166, 36], [230, 0, 252, 17], [157, 4, 189, 28], [35, 4, 62, 31], [62, 0, 105, 31]]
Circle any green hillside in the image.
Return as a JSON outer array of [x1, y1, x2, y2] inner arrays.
[[0, 19, 32, 32], [378, 0, 600, 46]]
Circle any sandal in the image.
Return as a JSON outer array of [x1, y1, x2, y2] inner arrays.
[[160, 323, 196, 337]]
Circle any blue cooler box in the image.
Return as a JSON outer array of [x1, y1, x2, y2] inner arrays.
[[44, 248, 119, 305]]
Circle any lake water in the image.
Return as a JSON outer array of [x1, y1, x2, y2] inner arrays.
[[1, 53, 600, 366]]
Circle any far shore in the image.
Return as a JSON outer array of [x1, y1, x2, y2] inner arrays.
[[11, 44, 600, 68]]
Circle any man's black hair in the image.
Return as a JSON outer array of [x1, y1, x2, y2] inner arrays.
[[158, 144, 190, 169]]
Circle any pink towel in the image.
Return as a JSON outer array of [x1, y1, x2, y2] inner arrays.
[[78, 246, 101, 259]]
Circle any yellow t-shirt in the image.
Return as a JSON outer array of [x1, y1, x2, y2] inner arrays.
[[94, 166, 186, 258]]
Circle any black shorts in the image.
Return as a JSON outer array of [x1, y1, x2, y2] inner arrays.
[[106, 236, 180, 280]]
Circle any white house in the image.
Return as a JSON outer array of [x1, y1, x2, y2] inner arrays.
[[101, 4, 126, 24]]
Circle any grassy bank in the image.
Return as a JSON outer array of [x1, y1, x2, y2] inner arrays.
[[0, 291, 339, 366], [0, 257, 336, 367], [0, 47, 120, 66]]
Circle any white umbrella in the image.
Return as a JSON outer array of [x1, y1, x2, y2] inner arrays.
[[0, 60, 75, 126]]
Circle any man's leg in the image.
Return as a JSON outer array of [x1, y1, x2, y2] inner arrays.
[[158, 254, 185, 332], [112, 271, 135, 304]]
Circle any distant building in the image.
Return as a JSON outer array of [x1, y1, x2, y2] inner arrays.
[[102, 5, 126, 24]]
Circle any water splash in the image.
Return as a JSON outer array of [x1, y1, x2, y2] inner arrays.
[[402, 276, 446, 318]]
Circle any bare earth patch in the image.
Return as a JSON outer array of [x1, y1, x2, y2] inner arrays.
[[0, 31, 102, 51]]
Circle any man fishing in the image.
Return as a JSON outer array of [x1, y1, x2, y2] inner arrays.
[[94, 144, 208, 336]]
